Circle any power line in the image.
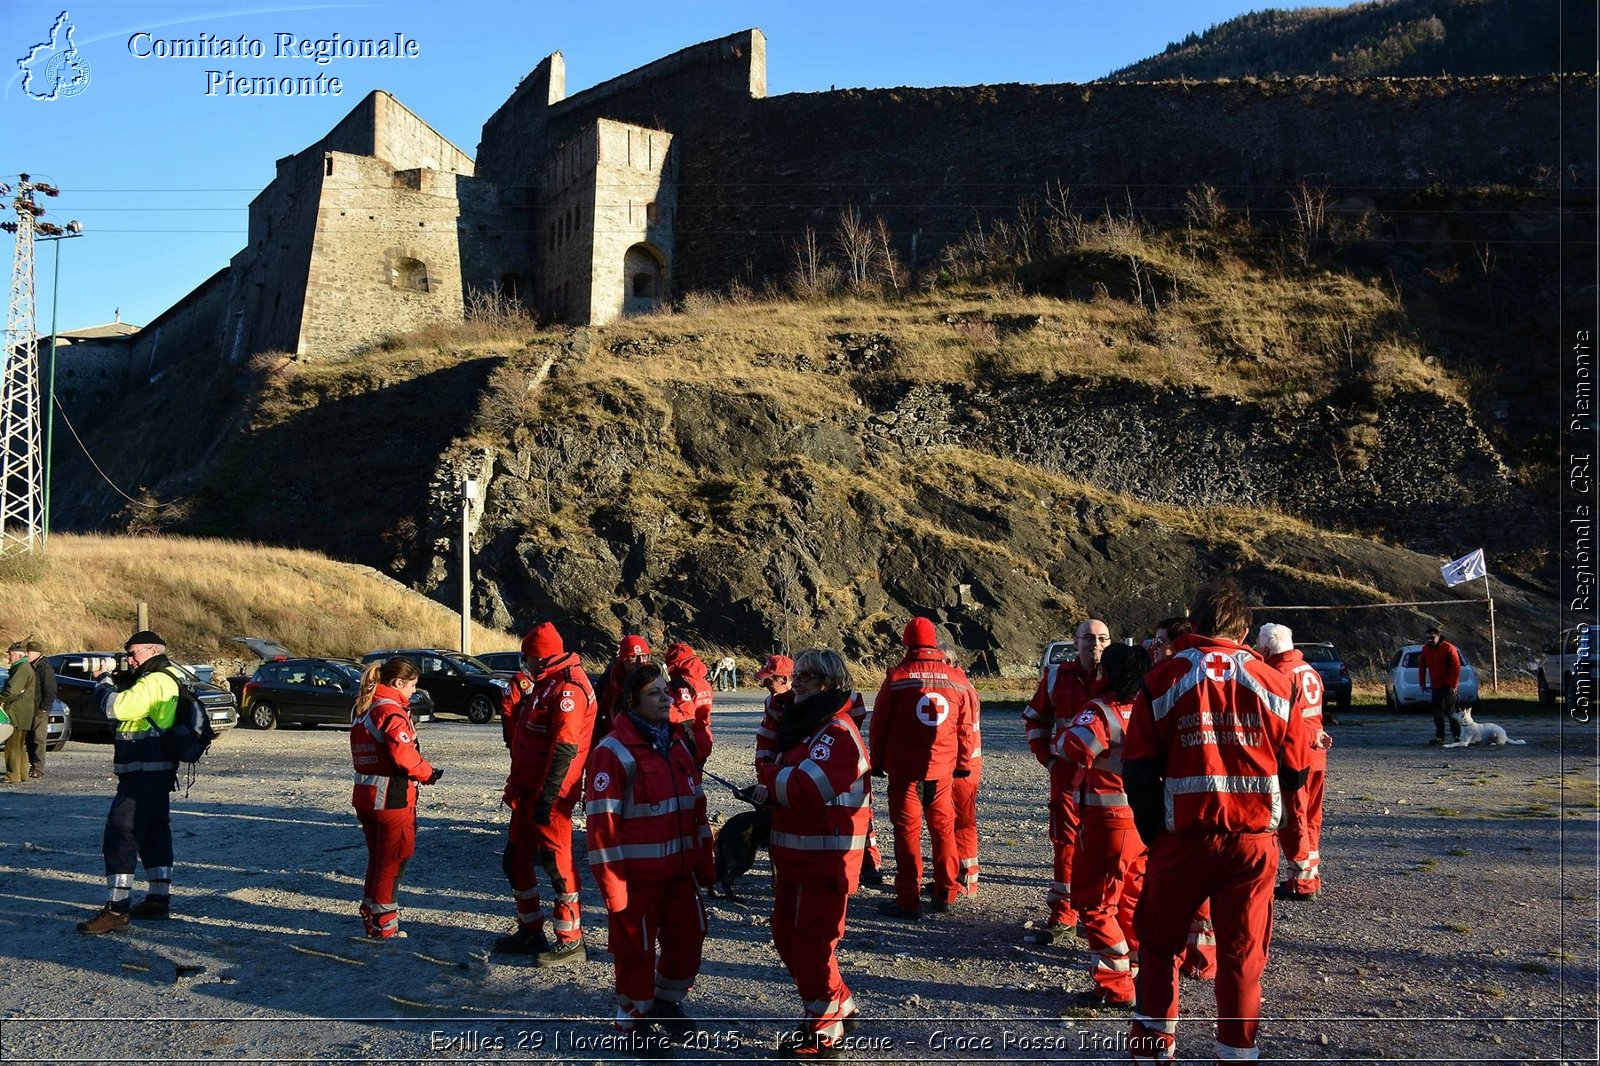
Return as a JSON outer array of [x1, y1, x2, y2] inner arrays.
[[51, 395, 139, 505]]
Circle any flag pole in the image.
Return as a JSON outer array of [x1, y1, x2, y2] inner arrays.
[[1484, 572, 1498, 694]]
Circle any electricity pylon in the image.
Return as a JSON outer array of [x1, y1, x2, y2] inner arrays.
[[0, 174, 60, 556]]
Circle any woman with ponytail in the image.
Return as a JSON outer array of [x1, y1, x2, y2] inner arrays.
[[349, 656, 442, 939]]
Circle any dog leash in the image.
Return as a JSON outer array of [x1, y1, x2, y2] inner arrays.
[[700, 767, 765, 805]]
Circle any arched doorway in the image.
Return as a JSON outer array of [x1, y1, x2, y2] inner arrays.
[[622, 243, 667, 316]]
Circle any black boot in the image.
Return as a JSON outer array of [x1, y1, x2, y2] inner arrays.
[[493, 924, 550, 956], [130, 895, 171, 920]]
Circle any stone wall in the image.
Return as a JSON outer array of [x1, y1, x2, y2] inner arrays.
[[590, 120, 674, 323]]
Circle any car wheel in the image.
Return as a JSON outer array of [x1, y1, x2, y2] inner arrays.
[[1385, 690, 1397, 711], [249, 701, 279, 730], [466, 694, 496, 725], [1337, 693, 1351, 712]]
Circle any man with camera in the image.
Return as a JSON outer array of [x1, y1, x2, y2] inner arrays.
[[78, 631, 183, 934]]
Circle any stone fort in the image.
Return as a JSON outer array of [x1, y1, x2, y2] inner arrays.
[[60, 28, 1585, 402]]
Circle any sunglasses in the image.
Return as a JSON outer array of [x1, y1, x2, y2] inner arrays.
[[794, 671, 823, 683]]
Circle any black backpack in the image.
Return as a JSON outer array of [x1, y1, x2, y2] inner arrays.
[[162, 667, 216, 765]]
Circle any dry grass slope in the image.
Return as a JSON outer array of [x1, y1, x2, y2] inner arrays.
[[0, 535, 515, 661]]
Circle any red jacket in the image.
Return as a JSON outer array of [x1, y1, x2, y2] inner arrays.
[[755, 689, 873, 888], [870, 649, 974, 780], [1266, 649, 1329, 771], [594, 656, 636, 741], [755, 689, 868, 764], [502, 669, 531, 749], [350, 685, 434, 812], [666, 647, 714, 765], [1124, 634, 1310, 836], [1418, 640, 1462, 691], [1024, 660, 1101, 766], [1055, 693, 1134, 816], [584, 712, 715, 913], [506, 651, 597, 816], [949, 662, 983, 772]]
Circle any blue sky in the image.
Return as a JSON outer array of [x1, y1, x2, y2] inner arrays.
[[3, 0, 1344, 331]]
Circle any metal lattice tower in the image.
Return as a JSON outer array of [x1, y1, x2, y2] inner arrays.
[[0, 175, 57, 556]]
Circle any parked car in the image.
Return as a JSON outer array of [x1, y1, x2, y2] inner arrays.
[[475, 651, 526, 674], [1294, 642, 1352, 711], [1038, 640, 1077, 674], [242, 657, 435, 730], [1537, 627, 1594, 706], [0, 665, 70, 750], [361, 648, 512, 724], [47, 653, 239, 739], [1384, 644, 1480, 710]]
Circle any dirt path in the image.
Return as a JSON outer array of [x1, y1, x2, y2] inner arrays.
[[0, 696, 1593, 1063]]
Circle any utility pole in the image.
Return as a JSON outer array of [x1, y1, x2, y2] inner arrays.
[[0, 175, 61, 556], [460, 479, 477, 655], [39, 217, 84, 549]]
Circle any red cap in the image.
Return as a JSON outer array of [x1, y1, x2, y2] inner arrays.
[[755, 654, 793, 681], [521, 622, 564, 660], [665, 641, 697, 671], [902, 616, 938, 648], [619, 635, 651, 659]]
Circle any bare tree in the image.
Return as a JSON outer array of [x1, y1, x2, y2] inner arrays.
[[787, 225, 830, 298], [870, 216, 906, 296], [834, 206, 876, 292], [1289, 181, 1330, 259]]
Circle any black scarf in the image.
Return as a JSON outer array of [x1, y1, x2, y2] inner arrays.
[[777, 688, 849, 752], [625, 709, 673, 757]]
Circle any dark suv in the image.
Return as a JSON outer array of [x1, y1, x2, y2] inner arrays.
[[361, 649, 512, 724], [1294, 642, 1352, 712], [47, 653, 239, 739], [242, 657, 434, 729]]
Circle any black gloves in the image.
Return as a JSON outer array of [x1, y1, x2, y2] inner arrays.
[[425, 767, 444, 785]]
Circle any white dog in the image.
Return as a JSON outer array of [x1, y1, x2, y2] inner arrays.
[[1444, 708, 1526, 748]]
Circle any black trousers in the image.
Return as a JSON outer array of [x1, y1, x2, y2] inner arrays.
[[1431, 686, 1460, 739], [103, 772, 175, 877]]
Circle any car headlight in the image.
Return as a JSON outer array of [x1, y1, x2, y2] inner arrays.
[[491, 678, 510, 691]]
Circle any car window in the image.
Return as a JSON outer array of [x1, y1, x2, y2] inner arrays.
[[1046, 643, 1077, 665], [455, 656, 492, 675], [311, 665, 346, 689], [1297, 645, 1339, 664], [421, 656, 448, 675], [335, 663, 362, 684], [253, 663, 279, 683], [1401, 652, 1419, 668], [282, 668, 310, 686]]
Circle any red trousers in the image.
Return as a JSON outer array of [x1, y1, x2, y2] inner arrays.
[[1278, 766, 1325, 895], [607, 875, 707, 1029], [1047, 760, 1080, 925], [1070, 811, 1144, 1002], [887, 777, 958, 908], [356, 806, 415, 937], [1184, 900, 1217, 980], [505, 802, 582, 943], [771, 870, 857, 1043], [1130, 832, 1277, 1062], [953, 769, 980, 893]]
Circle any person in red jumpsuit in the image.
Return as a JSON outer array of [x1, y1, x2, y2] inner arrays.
[[750, 648, 872, 1059], [586, 662, 715, 1048], [1124, 580, 1311, 1063], [1153, 617, 1216, 982], [665, 641, 714, 764], [757, 654, 883, 885], [1023, 618, 1109, 942], [1257, 623, 1333, 902], [870, 617, 973, 919], [594, 634, 652, 741], [495, 622, 598, 965], [349, 656, 442, 939], [1054, 642, 1149, 1008], [946, 651, 983, 896]]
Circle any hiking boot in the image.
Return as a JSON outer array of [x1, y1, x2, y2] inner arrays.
[[646, 1001, 698, 1044], [1032, 922, 1079, 946], [778, 1031, 843, 1060], [859, 863, 884, 887], [1073, 988, 1135, 1010], [29, 765, 42, 779], [877, 901, 922, 921], [1180, 964, 1215, 981], [77, 905, 131, 935], [1427, 737, 1445, 746], [493, 924, 551, 956], [352, 929, 408, 942], [1274, 884, 1320, 902], [130, 895, 171, 920], [534, 936, 588, 967], [926, 898, 951, 914]]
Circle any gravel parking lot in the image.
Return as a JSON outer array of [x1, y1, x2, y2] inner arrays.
[[0, 695, 1594, 1063]]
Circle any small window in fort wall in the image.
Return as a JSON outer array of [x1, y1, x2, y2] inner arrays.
[[391, 256, 430, 293], [325, 156, 334, 177], [645, 201, 659, 225]]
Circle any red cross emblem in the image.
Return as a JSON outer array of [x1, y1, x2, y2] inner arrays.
[[1300, 671, 1324, 706], [1202, 653, 1235, 683]]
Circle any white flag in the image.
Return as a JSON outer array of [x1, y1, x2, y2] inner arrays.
[[1441, 548, 1487, 587]]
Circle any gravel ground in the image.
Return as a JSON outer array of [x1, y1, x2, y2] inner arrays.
[[0, 694, 1594, 1064]]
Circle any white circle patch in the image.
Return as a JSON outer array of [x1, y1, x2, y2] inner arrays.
[[592, 771, 611, 793], [397, 732, 411, 743], [1202, 652, 1236, 683], [810, 743, 832, 762], [916, 692, 950, 728], [559, 697, 575, 712], [1299, 671, 1325, 707]]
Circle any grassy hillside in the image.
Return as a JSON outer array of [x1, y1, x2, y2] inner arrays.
[[1107, 0, 1593, 80], [0, 535, 516, 664]]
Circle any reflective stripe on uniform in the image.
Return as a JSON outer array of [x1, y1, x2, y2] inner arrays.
[[1081, 791, 1128, 807], [587, 835, 703, 865], [769, 831, 868, 852], [353, 772, 384, 787], [1163, 773, 1282, 832], [1215, 1041, 1260, 1061], [114, 760, 177, 774]]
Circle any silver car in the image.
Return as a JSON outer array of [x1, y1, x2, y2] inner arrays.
[[1384, 643, 1480, 709], [0, 665, 71, 750]]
